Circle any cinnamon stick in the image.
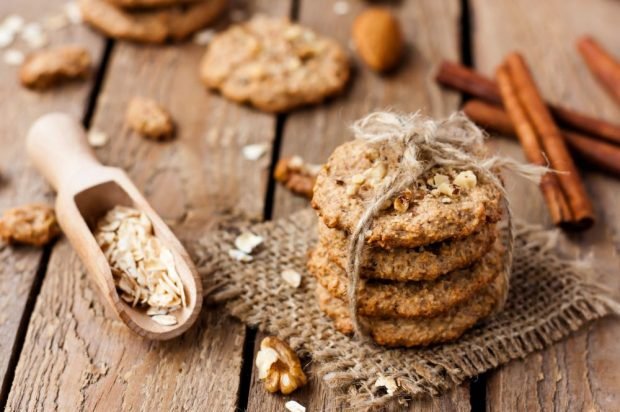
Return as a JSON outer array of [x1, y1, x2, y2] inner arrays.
[[495, 66, 572, 226], [463, 100, 620, 177], [505, 53, 594, 228], [436, 61, 620, 145], [577, 36, 620, 105]]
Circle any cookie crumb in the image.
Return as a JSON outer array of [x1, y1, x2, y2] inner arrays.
[[20, 45, 91, 89], [228, 249, 253, 262], [374, 375, 398, 395], [274, 156, 320, 199], [0, 204, 60, 246], [126, 97, 175, 140], [234, 231, 263, 254]]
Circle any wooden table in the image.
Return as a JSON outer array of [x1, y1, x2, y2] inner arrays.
[[1, 0, 619, 410]]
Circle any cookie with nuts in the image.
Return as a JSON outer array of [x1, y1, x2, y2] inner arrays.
[[317, 219, 497, 281], [200, 15, 350, 113], [308, 240, 503, 319], [311, 139, 503, 248], [79, 0, 227, 43], [316, 272, 505, 347], [105, 0, 200, 9]]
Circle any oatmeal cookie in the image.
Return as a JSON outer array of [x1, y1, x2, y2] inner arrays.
[[199, 15, 350, 113], [80, 0, 227, 43], [316, 273, 505, 347], [20, 46, 91, 90], [312, 139, 503, 248], [317, 220, 497, 281], [308, 240, 503, 319]]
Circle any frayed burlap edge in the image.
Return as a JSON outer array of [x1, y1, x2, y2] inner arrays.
[[186, 209, 620, 410]]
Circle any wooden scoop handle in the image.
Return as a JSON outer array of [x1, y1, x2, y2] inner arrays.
[[27, 113, 102, 192]]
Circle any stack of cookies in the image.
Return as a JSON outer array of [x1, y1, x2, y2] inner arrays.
[[309, 138, 506, 347], [79, 0, 228, 43]]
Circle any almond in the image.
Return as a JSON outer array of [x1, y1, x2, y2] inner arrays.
[[352, 8, 404, 72]]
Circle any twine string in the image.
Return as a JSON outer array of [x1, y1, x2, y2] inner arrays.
[[345, 112, 544, 338]]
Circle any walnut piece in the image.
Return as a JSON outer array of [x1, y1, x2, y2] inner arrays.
[[126, 97, 175, 140], [20, 45, 91, 90], [274, 156, 321, 199], [0, 204, 60, 246], [255, 336, 307, 395], [393, 188, 413, 213]]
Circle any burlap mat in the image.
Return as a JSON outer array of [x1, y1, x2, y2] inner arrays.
[[187, 209, 620, 410]]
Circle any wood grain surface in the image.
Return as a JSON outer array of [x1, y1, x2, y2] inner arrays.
[[5, 0, 290, 410], [0, 0, 105, 401], [1, 0, 619, 410], [472, 0, 620, 410], [246, 0, 469, 410]]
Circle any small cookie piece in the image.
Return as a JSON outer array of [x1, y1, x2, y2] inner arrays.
[[312, 139, 503, 248], [316, 273, 505, 347], [0, 204, 61, 246], [200, 15, 350, 112], [19, 45, 91, 90], [105, 0, 199, 9], [80, 0, 227, 43], [126, 97, 175, 140], [318, 220, 497, 281], [308, 240, 503, 319], [274, 156, 321, 199]]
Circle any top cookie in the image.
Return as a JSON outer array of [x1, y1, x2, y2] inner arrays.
[[200, 15, 350, 113], [312, 139, 503, 248], [105, 0, 199, 9]]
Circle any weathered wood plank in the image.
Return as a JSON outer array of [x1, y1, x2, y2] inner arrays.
[[5, 0, 290, 410], [247, 0, 469, 410], [471, 0, 620, 410], [0, 0, 105, 399]]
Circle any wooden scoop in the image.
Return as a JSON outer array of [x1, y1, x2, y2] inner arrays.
[[26, 113, 203, 340]]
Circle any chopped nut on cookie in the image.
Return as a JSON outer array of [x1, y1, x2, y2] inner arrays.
[[19, 45, 91, 90], [126, 97, 175, 140], [255, 336, 307, 395], [274, 156, 321, 199], [454, 170, 477, 190], [0, 204, 60, 246]]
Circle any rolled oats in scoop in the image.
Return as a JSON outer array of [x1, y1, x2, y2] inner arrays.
[[94, 205, 186, 325]]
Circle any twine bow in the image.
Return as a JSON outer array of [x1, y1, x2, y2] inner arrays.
[[345, 111, 545, 338]]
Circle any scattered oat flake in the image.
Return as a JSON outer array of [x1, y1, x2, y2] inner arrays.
[[193, 28, 215, 46], [0, 30, 14, 49], [3, 15, 25, 34], [44, 14, 70, 31], [234, 231, 263, 254], [242, 143, 268, 160], [151, 314, 178, 326], [228, 249, 253, 262], [281, 269, 301, 288], [285, 400, 306, 412], [3, 49, 24, 65], [64, 2, 83, 24], [87, 129, 109, 147], [21, 22, 47, 49], [374, 375, 398, 395], [333, 1, 350, 15]]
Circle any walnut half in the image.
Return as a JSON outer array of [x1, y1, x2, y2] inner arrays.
[[255, 336, 307, 395]]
